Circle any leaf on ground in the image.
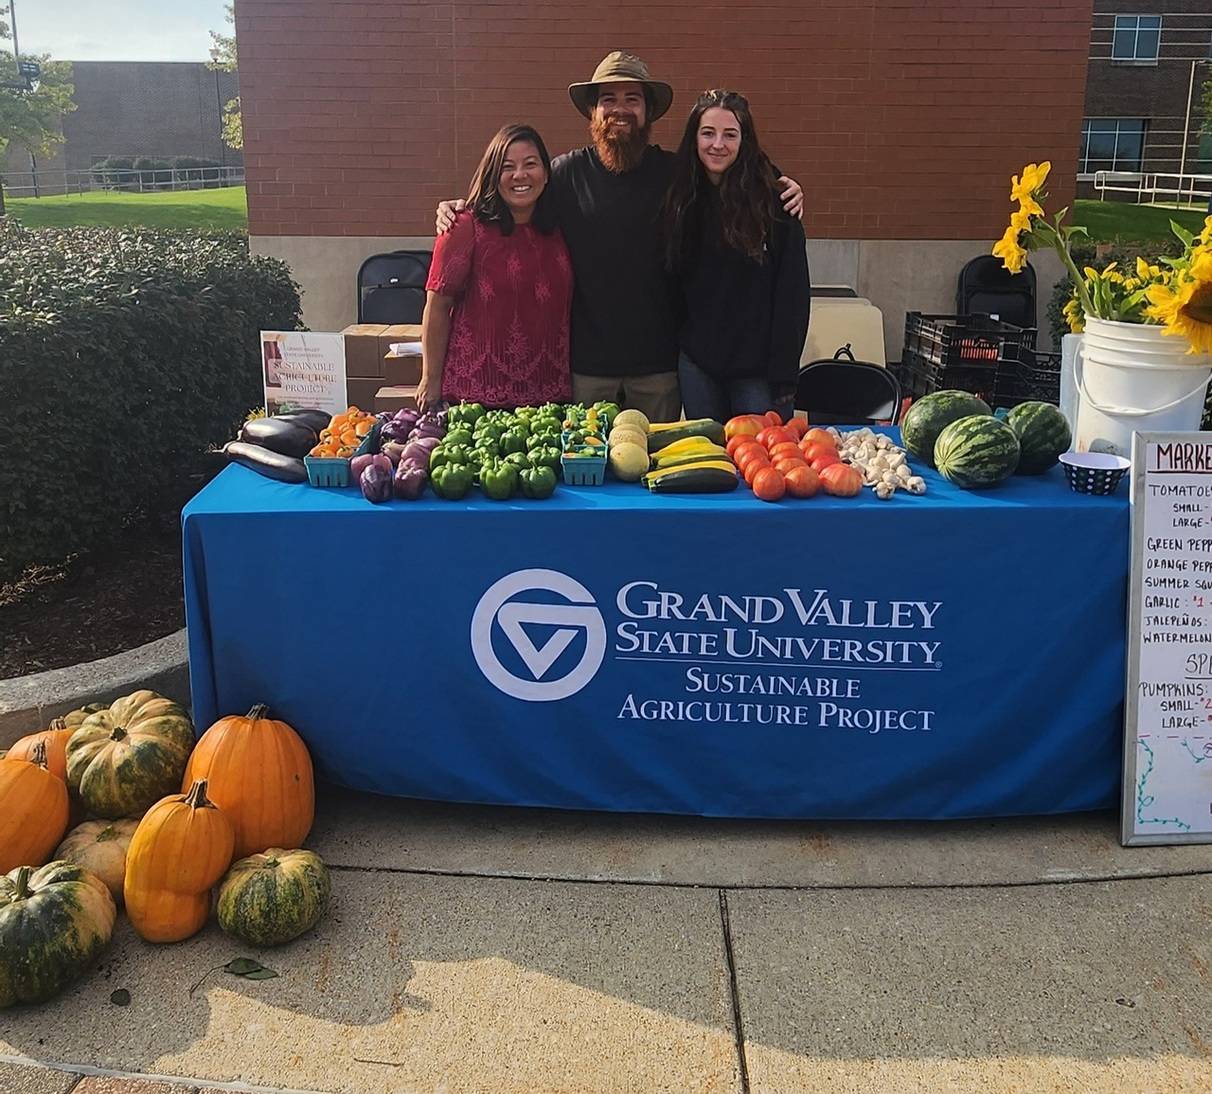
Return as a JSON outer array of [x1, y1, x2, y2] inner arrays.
[[224, 957, 278, 980], [109, 988, 131, 1006]]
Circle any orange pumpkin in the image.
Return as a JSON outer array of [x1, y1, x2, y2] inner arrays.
[[5, 724, 73, 781], [0, 743, 70, 873], [124, 779, 235, 943], [182, 704, 315, 858]]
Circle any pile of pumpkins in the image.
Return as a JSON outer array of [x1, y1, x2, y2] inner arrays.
[[0, 691, 330, 1008]]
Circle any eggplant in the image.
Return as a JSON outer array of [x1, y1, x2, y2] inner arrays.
[[240, 416, 317, 458], [224, 441, 308, 483], [360, 463, 393, 503], [274, 408, 331, 433]]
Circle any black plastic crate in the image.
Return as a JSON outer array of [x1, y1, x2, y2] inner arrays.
[[896, 349, 1000, 406], [993, 349, 1061, 410], [903, 312, 1035, 370]]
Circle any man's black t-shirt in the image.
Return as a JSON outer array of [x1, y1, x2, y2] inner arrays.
[[548, 145, 678, 378]]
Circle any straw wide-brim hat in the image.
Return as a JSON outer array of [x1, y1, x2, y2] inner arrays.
[[568, 51, 673, 122]]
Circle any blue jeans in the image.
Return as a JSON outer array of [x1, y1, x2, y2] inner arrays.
[[677, 352, 793, 421]]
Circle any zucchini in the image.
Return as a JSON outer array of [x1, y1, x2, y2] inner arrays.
[[646, 419, 727, 453], [239, 416, 318, 457], [224, 441, 308, 483], [651, 449, 732, 471], [644, 460, 739, 492]]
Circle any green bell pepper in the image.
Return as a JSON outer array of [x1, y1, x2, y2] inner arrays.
[[519, 465, 557, 499], [429, 443, 473, 473], [503, 450, 531, 472], [444, 426, 474, 448], [500, 428, 529, 455], [447, 401, 485, 428], [481, 462, 518, 501], [431, 462, 473, 500], [528, 445, 561, 471]]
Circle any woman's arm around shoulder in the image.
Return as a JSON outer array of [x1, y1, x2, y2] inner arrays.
[[768, 212, 811, 392]]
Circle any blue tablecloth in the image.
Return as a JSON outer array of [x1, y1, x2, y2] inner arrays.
[[183, 451, 1129, 819]]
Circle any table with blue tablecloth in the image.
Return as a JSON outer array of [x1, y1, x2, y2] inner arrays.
[[182, 449, 1129, 820]]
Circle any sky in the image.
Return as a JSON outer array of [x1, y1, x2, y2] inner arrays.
[[6, 0, 230, 62]]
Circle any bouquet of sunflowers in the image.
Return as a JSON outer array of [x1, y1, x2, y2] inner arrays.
[[993, 161, 1212, 354]]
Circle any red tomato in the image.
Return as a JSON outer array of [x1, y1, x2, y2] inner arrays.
[[742, 458, 769, 485], [819, 462, 864, 497], [783, 464, 820, 498], [769, 442, 802, 461], [763, 410, 784, 427], [811, 452, 842, 473], [784, 418, 809, 440], [757, 427, 793, 450], [752, 465, 786, 501], [773, 456, 807, 476], [724, 414, 766, 441], [736, 445, 769, 471], [803, 428, 835, 448], [803, 442, 839, 464], [726, 435, 755, 459]]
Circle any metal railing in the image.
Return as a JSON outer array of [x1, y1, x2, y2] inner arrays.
[[0, 165, 245, 198], [1091, 169, 1212, 207]]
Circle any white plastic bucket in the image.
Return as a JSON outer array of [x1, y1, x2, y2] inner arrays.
[[1074, 317, 1212, 457]]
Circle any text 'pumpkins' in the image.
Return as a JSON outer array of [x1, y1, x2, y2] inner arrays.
[[67, 690, 195, 819], [0, 861, 116, 1007], [124, 779, 234, 943], [0, 743, 70, 873], [183, 704, 315, 858]]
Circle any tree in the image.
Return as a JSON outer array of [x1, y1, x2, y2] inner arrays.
[[209, 3, 242, 151], [0, 12, 75, 214]]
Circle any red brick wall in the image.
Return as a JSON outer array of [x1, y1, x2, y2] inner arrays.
[[236, 0, 1093, 240]]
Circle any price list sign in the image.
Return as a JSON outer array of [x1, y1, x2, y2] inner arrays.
[[1123, 431, 1212, 845]]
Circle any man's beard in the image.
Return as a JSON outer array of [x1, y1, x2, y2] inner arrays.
[[591, 113, 651, 174]]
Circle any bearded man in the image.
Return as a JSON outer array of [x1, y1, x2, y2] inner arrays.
[[438, 51, 803, 421]]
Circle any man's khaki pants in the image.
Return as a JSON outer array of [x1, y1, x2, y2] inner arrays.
[[572, 371, 682, 424]]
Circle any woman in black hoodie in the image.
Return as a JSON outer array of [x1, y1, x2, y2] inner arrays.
[[663, 90, 811, 423]]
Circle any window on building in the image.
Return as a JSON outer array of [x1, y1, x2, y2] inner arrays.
[[1112, 14, 1161, 62], [1080, 119, 1146, 174]]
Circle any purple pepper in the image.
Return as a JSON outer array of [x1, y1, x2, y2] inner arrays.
[[393, 463, 427, 500], [359, 463, 393, 503]]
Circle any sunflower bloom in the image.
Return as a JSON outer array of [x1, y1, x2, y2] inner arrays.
[[992, 223, 1028, 274], [1062, 294, 1085, 334], [1146, 271, 1212, 354], [1010, 161, 1051, 217]]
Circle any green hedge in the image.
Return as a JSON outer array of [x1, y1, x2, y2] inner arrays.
[[0, 220, 301, 585]]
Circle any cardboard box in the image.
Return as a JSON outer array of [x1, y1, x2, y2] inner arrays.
[[374, 385, 419, 413], [345, 377, 382, 411], [341, 323, 389, 377], [378, 323, 422, 364], [384, 351, 422, 387]]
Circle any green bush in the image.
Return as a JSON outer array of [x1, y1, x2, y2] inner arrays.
[[0, 220, 302, 585]]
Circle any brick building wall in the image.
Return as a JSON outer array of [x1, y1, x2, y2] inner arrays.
[[1082, 2, 1212, 196], [2, 62, 240, 187], [236, 0, 1090, 345]]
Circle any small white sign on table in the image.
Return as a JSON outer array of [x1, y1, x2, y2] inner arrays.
[[261, 331, 347, 418], [1122, 431, 1212, 845]]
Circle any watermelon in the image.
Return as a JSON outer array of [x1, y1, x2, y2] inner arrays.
[[1006, 401, 1071, 474], [900, 390, 992, 467], [933, 415, 1021, 489]]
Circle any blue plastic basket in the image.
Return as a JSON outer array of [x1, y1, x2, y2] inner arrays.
[[560, 430, 608, 485], [304, 456, 349, 487]]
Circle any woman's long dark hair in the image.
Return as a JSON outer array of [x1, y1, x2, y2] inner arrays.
[[467, 123, 557, 235], [662, 90, 780, 269]]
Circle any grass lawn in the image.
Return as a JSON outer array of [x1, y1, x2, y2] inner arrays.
[[6, 185, 248, 230], [1071, 198, 1208, 243]]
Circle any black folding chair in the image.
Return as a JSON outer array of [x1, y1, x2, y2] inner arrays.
[[795, 350, 902, 425], [357, 250, 432, 324], [957, 254, 1036, 332]]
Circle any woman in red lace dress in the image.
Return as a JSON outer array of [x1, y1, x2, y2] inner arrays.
[[417, 124, 573, 410]]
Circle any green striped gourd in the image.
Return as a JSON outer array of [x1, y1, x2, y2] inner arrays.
[[901, 390, 992, 467], [1006, 401, 1071, 474], [933, 414, 1021, 489], [217, 848, 331, 947]]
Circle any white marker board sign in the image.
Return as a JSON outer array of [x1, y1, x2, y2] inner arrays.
[[1122, 431, 1212, 845]]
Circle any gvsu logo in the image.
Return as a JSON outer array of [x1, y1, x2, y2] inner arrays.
[[471, 569, 606, 702]]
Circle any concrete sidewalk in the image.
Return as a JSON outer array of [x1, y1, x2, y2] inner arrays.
[[3, 791, 1212, 1093]]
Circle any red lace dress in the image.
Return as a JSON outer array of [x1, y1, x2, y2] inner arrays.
[[426, 211, 573, 407]]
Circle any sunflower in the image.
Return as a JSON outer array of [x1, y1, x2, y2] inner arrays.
[[1062, 292, 1084, 334], [992, 221, 1028, 274], [1146, 262, 1212, 354], [1010, 161, 1051, 217]]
